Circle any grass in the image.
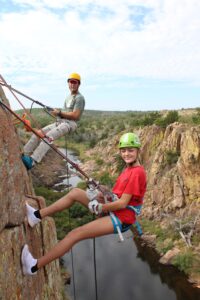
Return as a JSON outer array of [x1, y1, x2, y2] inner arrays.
[[172, 250, 200, 276], [140, 218, 179, 254]]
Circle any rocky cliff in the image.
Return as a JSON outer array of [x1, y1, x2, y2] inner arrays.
[[81, 121, 200, 285], [0, 86, 64, 299], [82, 122, 200, 219], [139, 123, 200, 219]]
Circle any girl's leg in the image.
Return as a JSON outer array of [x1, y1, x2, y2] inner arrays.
[[40, 188, 89, 218], [37, 215, 114, 269]]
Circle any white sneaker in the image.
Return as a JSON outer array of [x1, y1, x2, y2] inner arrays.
[[26, 203, 41, 227], [21, 245, 37, 275]]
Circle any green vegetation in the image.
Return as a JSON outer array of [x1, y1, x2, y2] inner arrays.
[[192, 108, 200, 124], [97, 171, 115, 188], [34, 186, 93, 240], [16, 107, 200, 150], [165, 150, 180, 165], [114, 153, 126, 173], [155, 110, 179, 128], [23, 106, 200, 283], [140, 218, 179, 253], [140, 217, 200, 278], [172, 250, 200, 275]]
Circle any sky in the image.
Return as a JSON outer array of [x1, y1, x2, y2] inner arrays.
[[0, 0, 200, 112]]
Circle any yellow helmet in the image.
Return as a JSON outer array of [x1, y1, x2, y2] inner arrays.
[[68, 73, 81, 82]]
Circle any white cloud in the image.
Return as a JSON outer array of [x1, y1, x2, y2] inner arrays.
[[0, 0, 200, 110]]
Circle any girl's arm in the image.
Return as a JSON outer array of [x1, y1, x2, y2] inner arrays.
[[101, 193, 132, 213]]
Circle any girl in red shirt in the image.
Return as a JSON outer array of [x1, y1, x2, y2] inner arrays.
[[21, 132, 147, 275]]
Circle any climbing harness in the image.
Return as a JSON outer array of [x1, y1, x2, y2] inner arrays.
[[103, 191, 143, 238], [0, 98, 143, 241], [104, 193, 124, 242], [0, 94, 142, 241]]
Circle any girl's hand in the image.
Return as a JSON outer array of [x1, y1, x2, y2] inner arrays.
[[88, 200, 102, 215]]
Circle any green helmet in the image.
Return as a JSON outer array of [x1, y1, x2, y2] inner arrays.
[[118, 133, 141, 149]]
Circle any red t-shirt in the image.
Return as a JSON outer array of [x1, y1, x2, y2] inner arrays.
[[112, 166, 146, 224]]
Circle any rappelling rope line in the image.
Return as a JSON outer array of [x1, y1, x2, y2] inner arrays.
[[64, 137, 98, 300], [0, 99, 124, 242], [0, 76, 56, 118], [0, 75, 56, 138], [93, 236, 98, 300], [64, 136, 76, 300], [0, 98, 92, 181], [0, 75, 47, 136]]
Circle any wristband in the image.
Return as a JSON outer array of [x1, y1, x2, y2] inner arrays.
[[58, 110, 62, 117]]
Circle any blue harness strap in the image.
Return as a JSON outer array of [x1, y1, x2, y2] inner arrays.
[[126, 204, 142, 215], [110, 214, 132, 234], [127, 204, 143, 236], [109, 193, 143, 235], [110, 204, 143, 235]]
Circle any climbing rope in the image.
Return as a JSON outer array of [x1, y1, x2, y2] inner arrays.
[[64, 136, 98, 300], [64, 136, 77, 300], [0, 74, 56, 137], [0, 95, 124, 243], [0, 75, 55, 116], [93, 236, 98, 300]]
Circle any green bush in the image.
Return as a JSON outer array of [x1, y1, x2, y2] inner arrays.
[[114, 154, 125, 173], [98, 172, 115, 188], [172, 250, 195, 274], [76, 181, 87, 190], [192, 108, 200, 124], [96, 158, 104, 166], [155, 111, 179, 128], [165, 150, 180, 165], [69, 203, 89, 218]]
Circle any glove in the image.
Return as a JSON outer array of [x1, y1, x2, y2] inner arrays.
[[86, 188, 99, 201], [104, 192, 118, 203], [88, 199, 103, 215]]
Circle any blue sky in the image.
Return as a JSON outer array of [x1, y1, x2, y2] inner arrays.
[[0, 0, 200, 111]]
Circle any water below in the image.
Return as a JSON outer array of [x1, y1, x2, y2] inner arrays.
[[53, 149, 82, 190], [60, 149, 200, 300], [63, 232, 200, 300]]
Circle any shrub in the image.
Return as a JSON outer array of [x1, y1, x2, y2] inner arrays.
[[69, 203, 89, 218], [96, 158, 104, 166], [165, 150, 180, 165], [114, 154, 125, 173], [98, 172, 115, 187], [172, 250, 195, 274], [155, 111, 179, 128]]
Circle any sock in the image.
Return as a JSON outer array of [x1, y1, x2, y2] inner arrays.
[[34, 210, 41, 219], [31, 263, 38, 273]]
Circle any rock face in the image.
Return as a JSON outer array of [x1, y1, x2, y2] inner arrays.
[[0, 86, 64, 299], [140, 123, 200, 221], [82, 122, 200, 237]]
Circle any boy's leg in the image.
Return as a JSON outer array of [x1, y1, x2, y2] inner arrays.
[[31, 121, 77, 163], [23, 134, 40, 155], [23, 123, 56, 155], [37, 215, 114, 269]]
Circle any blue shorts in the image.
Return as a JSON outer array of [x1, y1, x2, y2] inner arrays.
[[110, 214, 132, 234], [110, 205, 143, 234]]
